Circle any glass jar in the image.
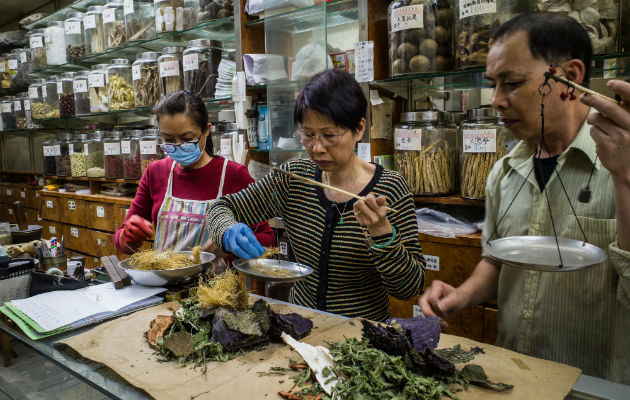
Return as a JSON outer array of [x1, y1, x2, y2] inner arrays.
[[70, 133, 89, 177], [28, 79, 45, 119], [1, 97, 15, 131], [154, 0, 198, 34], [183, 39, 222, 98], [219, 122, 238, 160], [132, 51, 160, 107], [55, 133, 72, 176], [158, 46, 184, 97], [15, 48, 33, 86], [455, 1, 530, 69], [122, 129, 143, 179], [73, 72, 90, 115], [86, 130, 106, 177], [65, 12, 86, 59], [104, 130, 124, 178], [459, 108, 517, 199], [394, 110, 457, 195], [140, 128, 163, 173], [45, 21, 67, 65], [199, 0, 233, 22], [43, 78, 60, 118], [84, 6, 106, 55], [15, 93, 27, 129], [103, 1, 127, 50], [124, 0, 156, 42], [42, 137, 59, 175], [88, 63, 109, 113], [23, 93, 39, 129], [107, 59, 135, 110], [0, 54, 9, 89], [58, 72, 77, 117], [29, 29, 48, 69], [8, 50, 20, 85], [388, 0, 455, 76]]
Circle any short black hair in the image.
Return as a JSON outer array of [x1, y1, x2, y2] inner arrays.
[[154, 90, 213, 153], [492, 12, 593, 84], [294, 69, 367, 134]]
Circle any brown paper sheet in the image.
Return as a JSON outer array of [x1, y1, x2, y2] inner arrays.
[[56, 302, 580, 399]]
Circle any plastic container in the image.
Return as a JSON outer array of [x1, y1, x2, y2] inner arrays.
[[8, 50, 20, 85], [459, 108, 517, 199], [183, 39, 221, 98], [198, 0, 233, 22], [211, 122, 237, 160], [58, 72, 77, 117], [104, 130, 124, 178], [388, 0, 455, 76], [28, 79, 45, 119], [394, 110, 457, 195], [103, 1, 127, 49], [124, 0, 156, 42], [107, 59, 135, 110], [65, 12, 86, 59], [86, 130, 106, 177], [88, 63, 109, 113], [122, 129, 143, 179], [1, 96, 15, 131], [455, 1, 530, 69], [154, 0, 198, 34], [73, 72, 90, 115], [45, 21, 67, 65], [15, 93, 27, 129], [23, 94, 38, 129], [4, 134, 32, 171], [84, 6, 106, 55], [139, 128, 163, 173], [54, 133, 73, 176], [29, 29, 48, 70], [158, 46, 184, 97], [15, 48, 33, 86], [70, 133, 89, 177], [132, 51, 160, 107], [42, 137, 59, 175], [42, 77, 60, 118], [0, 54, 9, 88]]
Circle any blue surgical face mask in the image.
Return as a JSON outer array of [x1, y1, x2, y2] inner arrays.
[[168, 143, 202, 167]]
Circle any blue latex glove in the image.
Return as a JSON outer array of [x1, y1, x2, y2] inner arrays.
[[222, 223, 265, 259]]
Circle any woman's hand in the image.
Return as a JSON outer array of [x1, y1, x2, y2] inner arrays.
[[201, 239, 227, 260], [353, 193, 392, 237]]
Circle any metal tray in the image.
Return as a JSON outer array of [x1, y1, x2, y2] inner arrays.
[[118, 251, 216, 286], [233, 259, 313, 283], [485, 236, 607, 272]]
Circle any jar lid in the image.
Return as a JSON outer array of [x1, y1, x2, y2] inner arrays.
[[58, 132, 72, 140], [136, 51, 161, 60], [74, 133, 88, 140], [468, 107, 499, 120], [31, 29, 46, 35], [162, 46, 185, 55], [448, 111, 467, 125], [105, 130, 123, 138], [10, 49, 21, 54], [124, 129, 144, 137], [17, 92, 28, 99], [87, 5, 104, 12], [45, 78, 57, 84], [110, 58, 130, 65], [400, 110, 448, 122], [74, 71, 89, 78], [36, 78, 47, 84], [2, 96, 13, 101], [61, 72, 76, 79], [91, 64, 109, 70], [143, 128, 159, 136], [47, 21, 64, 27], [89, 131, 104, 139], [67, 12, 84, 19], [186, 39, 211, 48], [105, 0, 124, 7]]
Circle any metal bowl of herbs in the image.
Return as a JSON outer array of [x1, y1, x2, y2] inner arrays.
[[118, 251, 216, 286], [233, 259, 313, 283]]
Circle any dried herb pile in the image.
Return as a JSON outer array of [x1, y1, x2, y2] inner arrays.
[[145, 271, 314, 371], [280, 316, 512, 400]]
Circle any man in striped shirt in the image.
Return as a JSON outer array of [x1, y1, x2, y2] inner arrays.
[[419, 13, 630, 384]]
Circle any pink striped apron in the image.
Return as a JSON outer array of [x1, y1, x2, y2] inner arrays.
[[154, 158, 228, 251]]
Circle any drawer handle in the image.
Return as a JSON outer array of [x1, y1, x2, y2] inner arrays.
[[97, 238, 106, 247]]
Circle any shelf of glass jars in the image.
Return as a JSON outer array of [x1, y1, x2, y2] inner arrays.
[[43, 175, 140, 184], [24, 0, 114, 30], [371, 52, 630, 93], [27, 17, 236, 78], [245, 0, 358, 34]]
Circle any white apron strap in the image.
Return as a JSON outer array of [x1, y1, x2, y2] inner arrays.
[[216, 158, 228, 198]]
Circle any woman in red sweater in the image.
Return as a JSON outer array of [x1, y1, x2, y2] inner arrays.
[[114, 90, 275, 261]]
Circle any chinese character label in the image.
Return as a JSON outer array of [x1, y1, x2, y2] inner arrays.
[[391, 5, 424, 32], [459, 0, 497, 19], [463, 128, 496, 153], [394, 128, 422, 151], [354, 41, 374, 83]]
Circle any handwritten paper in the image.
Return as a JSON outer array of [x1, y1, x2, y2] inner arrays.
[[463, 129, 496, 153], [394, 128, 422, 151], [354, 41, 374, 83], [459, 0, 497, 19]]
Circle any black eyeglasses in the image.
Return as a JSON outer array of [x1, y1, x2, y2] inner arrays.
[[159, 137, 201, 153]]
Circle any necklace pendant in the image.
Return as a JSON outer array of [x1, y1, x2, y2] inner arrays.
[[338, 217, 344, 225]]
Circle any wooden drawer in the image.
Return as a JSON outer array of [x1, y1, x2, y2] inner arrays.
[[419, 240, 482, 289], [483, 306, 498, 345], [0, 203, 10, 222], [89, 229, 116, 257], [6, 205, 17, 224], [4, 186, 19, 204], [40, 196, 61, 221], [442, 305, 485, 343], [42, 221, 64, 240], [59, 198, 86, 227], [26, 188, 39, 209], [114, 204, 131, 227], [63, 224, 91, 252], [84, 254, 102, 269], [25, 208, 41, 226], [85, 201, 116, 232]]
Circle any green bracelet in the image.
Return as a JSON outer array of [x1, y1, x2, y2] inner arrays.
[[372, 226, 397, 249]]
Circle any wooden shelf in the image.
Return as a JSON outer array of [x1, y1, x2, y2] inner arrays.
[[413, 195, 484, 207], [37, 190, 134, 206], [0, 170, 40, 175], [418, 232, 482, 247], [44, 175, 140, 184]]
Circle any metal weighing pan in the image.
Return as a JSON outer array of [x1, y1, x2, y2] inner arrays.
[[485, 236, 608, 272], [118, 251, 216, 286], [233, 259, 314, 283]]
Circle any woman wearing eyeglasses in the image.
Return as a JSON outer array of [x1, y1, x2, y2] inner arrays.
[[205, 70, 425, 321], [114, 90, 275, 260]]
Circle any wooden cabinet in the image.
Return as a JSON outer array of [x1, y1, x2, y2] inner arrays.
[[483, 306, 498, 345], [40, 196, 61, 221], [25, 208, 40, 226], [86, 201, 116, 232], [59, 198, 86, 227], [41, 221, 64, 240], [89, 229, 115, 257]]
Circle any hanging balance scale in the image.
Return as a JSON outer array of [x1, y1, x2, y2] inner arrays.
[[484, 66, 614, 272]]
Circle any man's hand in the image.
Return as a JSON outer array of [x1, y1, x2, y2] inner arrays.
[[418, 280, 472, 328], [201, 238, 227, 260]]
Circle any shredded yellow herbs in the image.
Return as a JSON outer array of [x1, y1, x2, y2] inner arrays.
[[128, 249, 197, 271], [197, 270, 249, 310]]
